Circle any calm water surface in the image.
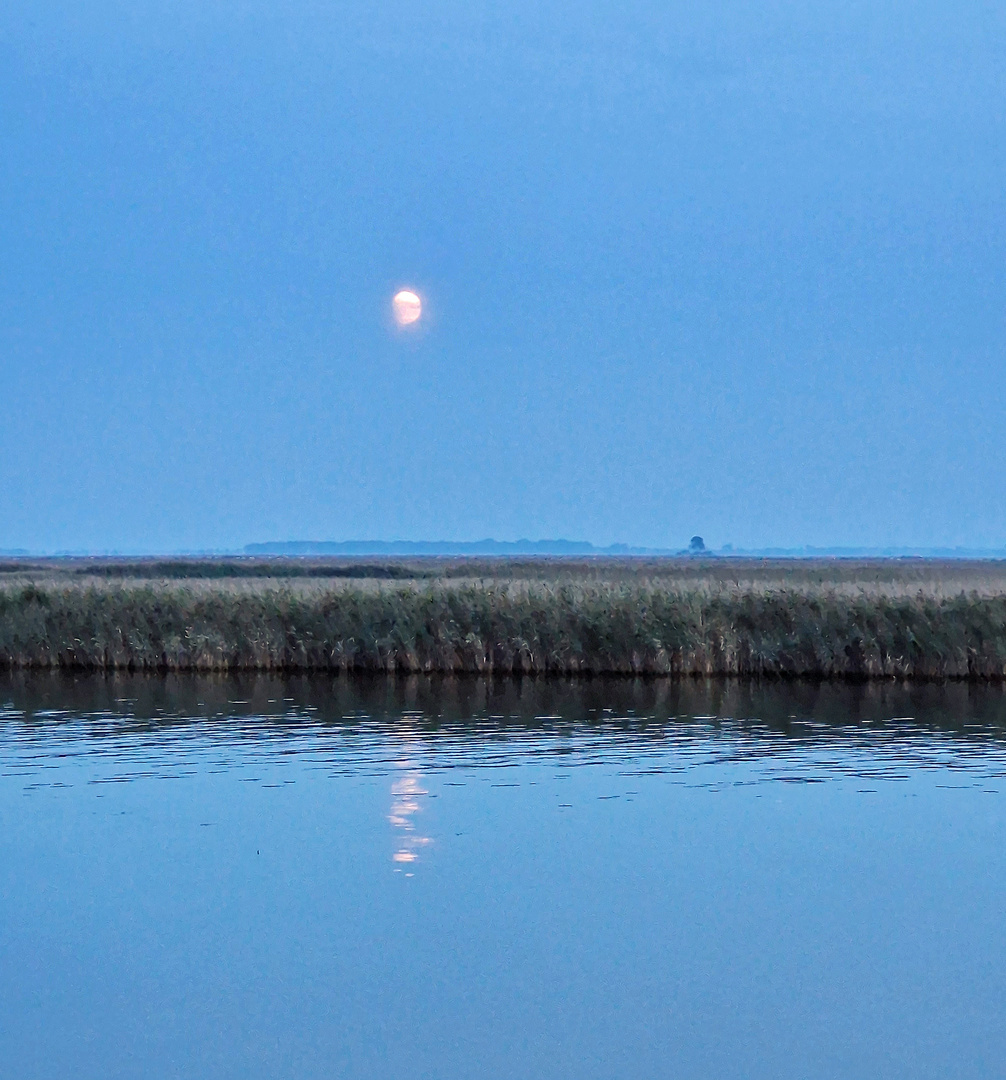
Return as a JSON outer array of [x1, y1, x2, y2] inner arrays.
[[2, 674, 1005, 1079]]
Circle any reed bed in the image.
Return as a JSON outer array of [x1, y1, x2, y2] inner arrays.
[[3, 566, 1006, 678], [8, 555, 1006, 595]]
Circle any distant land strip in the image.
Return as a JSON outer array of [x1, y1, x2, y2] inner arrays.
[[5, 574, 1006, 679], [6, 541, 1006, 559], [244, 539, 1006, 558], [244, 539, 653, 556]]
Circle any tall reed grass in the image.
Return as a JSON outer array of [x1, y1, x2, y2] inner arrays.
[[3, 578, 1006, 678]]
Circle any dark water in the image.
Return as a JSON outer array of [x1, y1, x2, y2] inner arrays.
[[2, 674, 1005, 1080]]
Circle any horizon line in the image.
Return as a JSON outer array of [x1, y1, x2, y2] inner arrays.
[[5, 539, 1006, 560]]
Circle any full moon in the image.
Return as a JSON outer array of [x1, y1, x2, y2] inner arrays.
[[392, 289, 422, 326]]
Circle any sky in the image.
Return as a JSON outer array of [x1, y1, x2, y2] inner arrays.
[[1, 0, 1004, 553]]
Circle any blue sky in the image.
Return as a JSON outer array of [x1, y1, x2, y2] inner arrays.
[[2, 0, 1004, 552]]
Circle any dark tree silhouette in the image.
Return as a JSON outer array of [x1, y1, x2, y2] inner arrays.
[[689, 536, 705, 553]]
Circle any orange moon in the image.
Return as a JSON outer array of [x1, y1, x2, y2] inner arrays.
[[392, 289, 422, 326]]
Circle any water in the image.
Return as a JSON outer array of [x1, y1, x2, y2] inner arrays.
[[2, 673, 1005, 1079]]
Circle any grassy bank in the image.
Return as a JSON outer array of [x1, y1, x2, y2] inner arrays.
[[3, 559, 1006, 677]]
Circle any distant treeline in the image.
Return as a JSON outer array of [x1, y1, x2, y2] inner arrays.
[[244, 539, 646, 556], [3, 581, 1006, 679]]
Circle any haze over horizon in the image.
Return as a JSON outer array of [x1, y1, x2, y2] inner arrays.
[[10, 537, 1006, 559], [3, 0, 1005, 553]]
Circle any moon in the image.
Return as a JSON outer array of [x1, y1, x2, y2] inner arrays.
[[392, 289, 422, 326]]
